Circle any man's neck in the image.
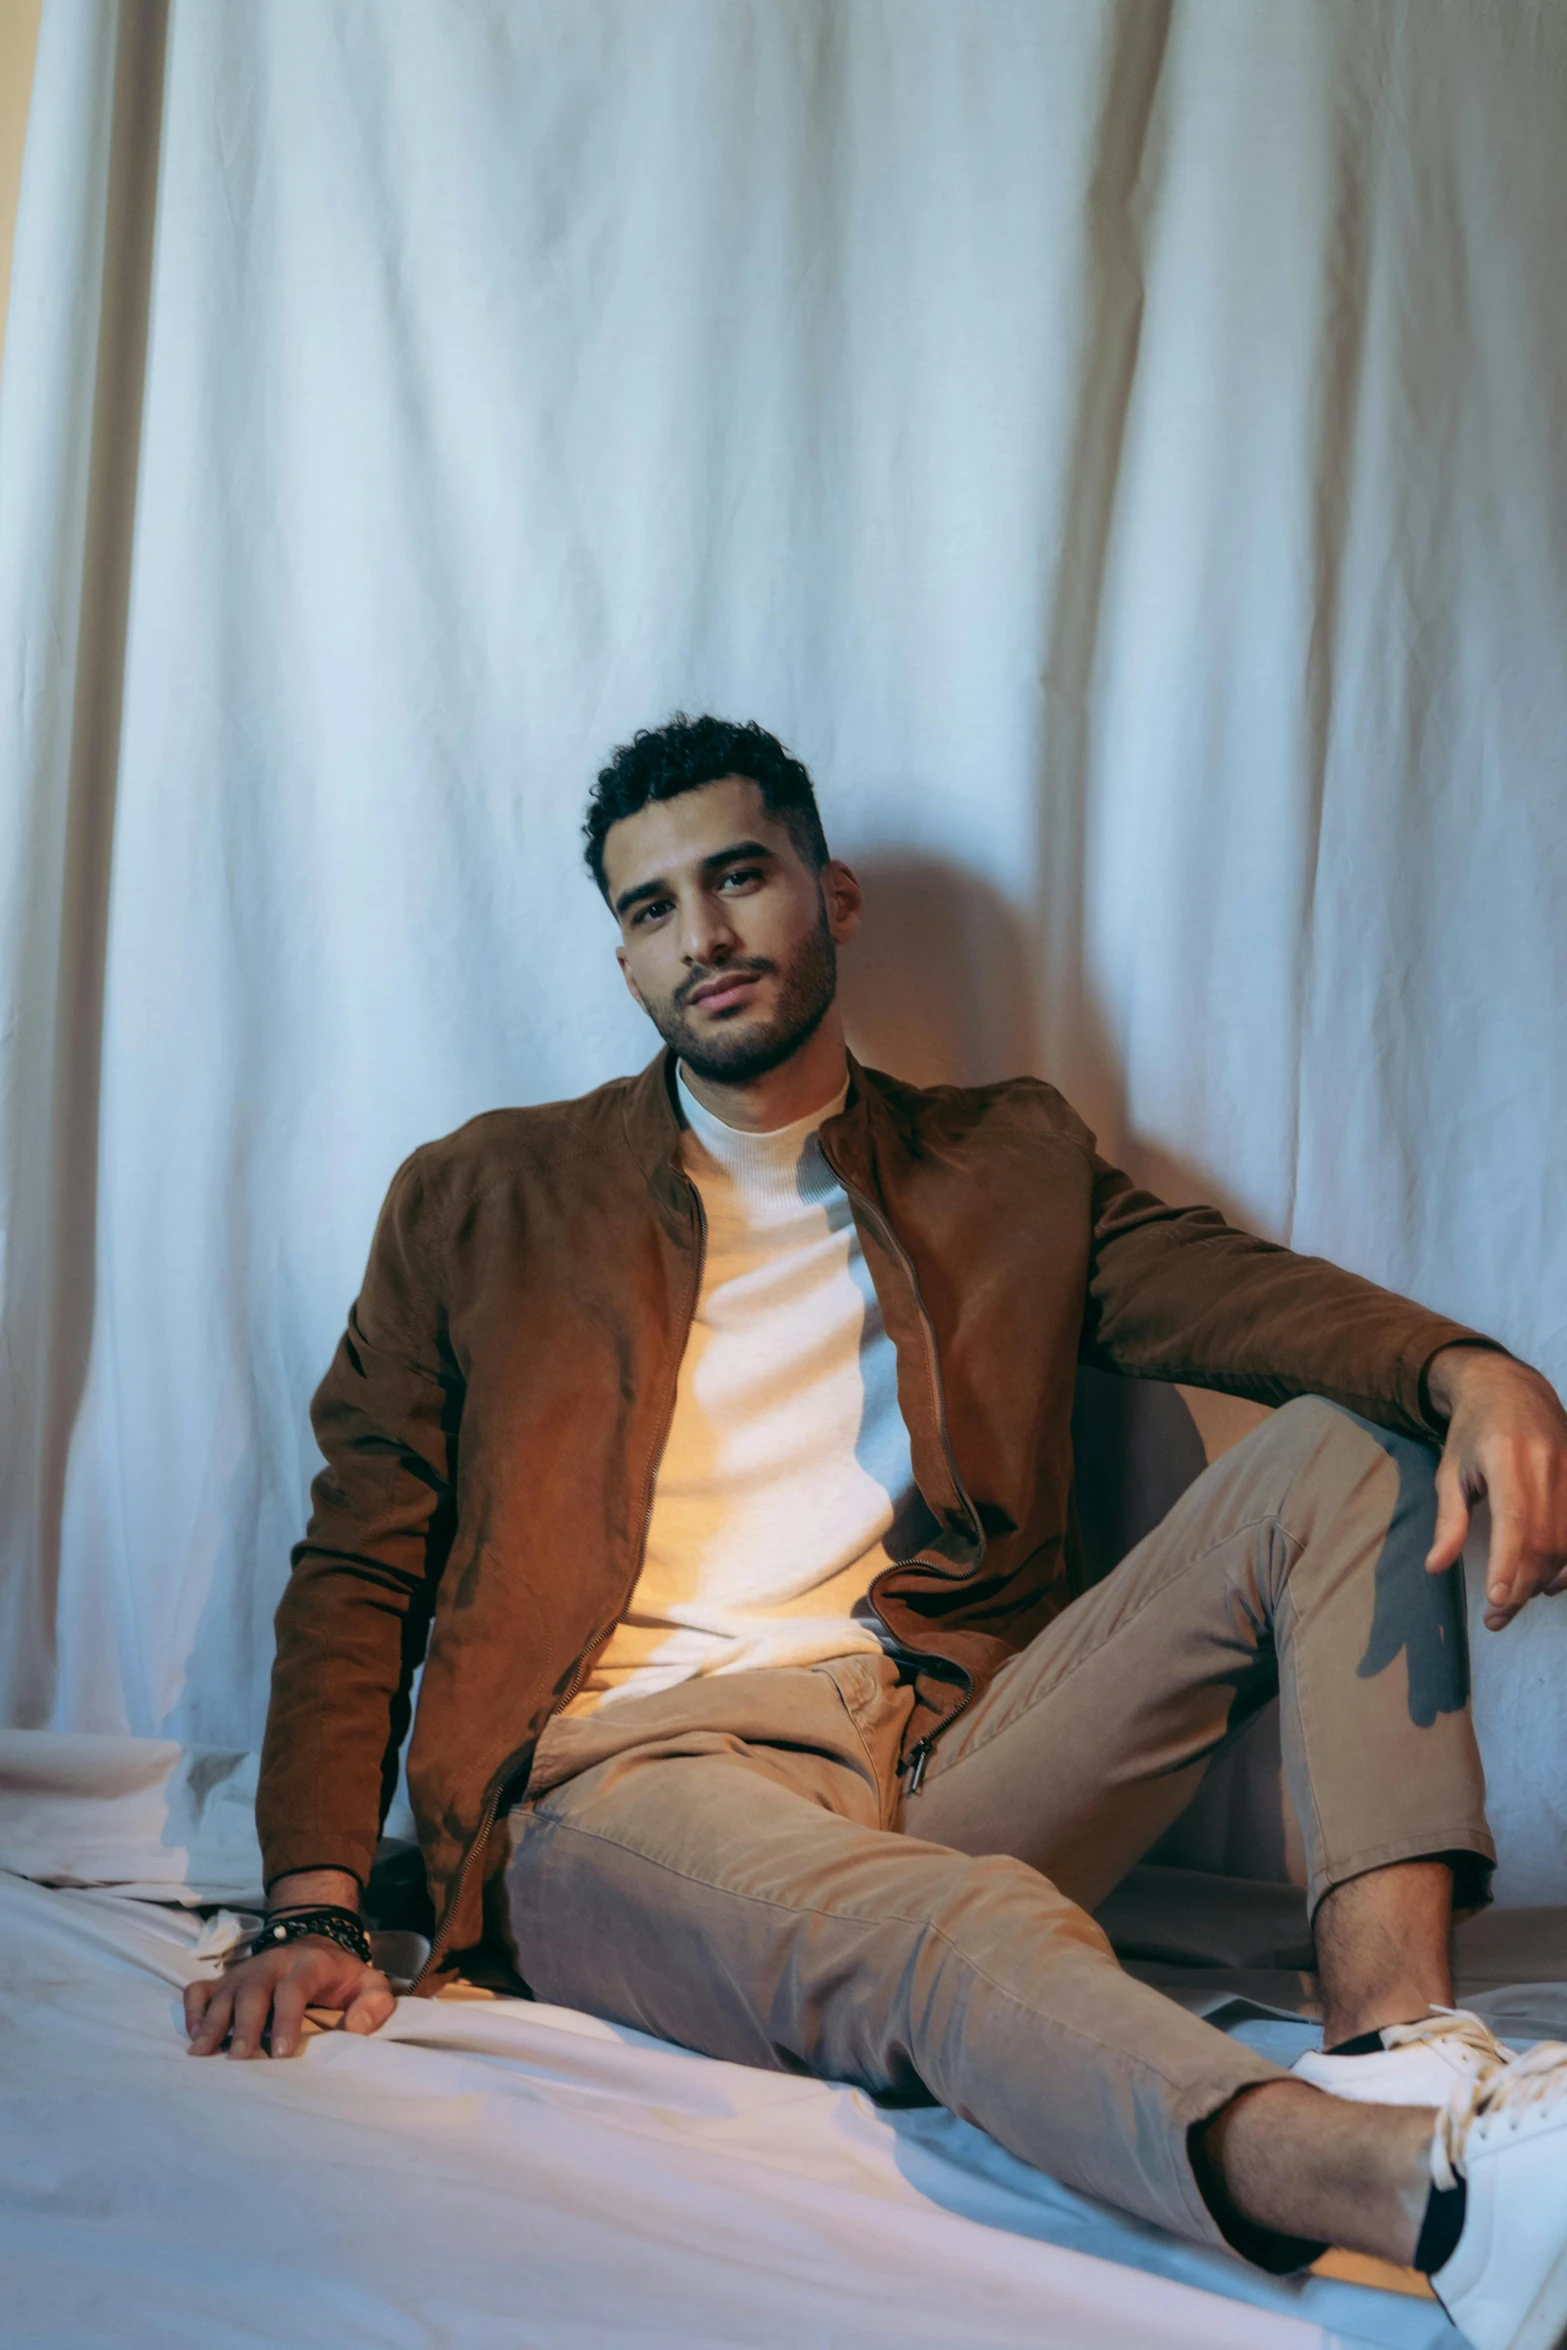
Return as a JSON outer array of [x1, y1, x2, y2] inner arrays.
[[678, 1010, 849, 1134]]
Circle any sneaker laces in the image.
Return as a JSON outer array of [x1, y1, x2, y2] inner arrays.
[[1382, 2006, 1506, 2064], [1431, 2039, 1567, 2191]]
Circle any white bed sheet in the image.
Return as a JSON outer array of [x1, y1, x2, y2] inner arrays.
[[0, 1862, 1472, 2350]]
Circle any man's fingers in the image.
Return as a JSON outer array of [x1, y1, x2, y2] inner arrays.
[[1479, 1447, 1565, 1611], [227, 1977, 276, 2060], [1481, 1501, 1533, 1615], [1425, 1455, 1471, 1575], [343, 1971, 395, 2037], [187, 1977, 234, 2054], [269, 1974, 311, 2061], [1434, 1367, 1567, 1626], [1481, 1521, 1564, 1625], [184, 1945, 389, 2059]]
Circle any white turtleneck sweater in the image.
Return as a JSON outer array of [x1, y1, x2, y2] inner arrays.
[[567, 1068, 917, 1713]]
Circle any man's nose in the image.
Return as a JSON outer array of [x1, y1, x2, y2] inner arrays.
[[679, 894, 739, 966]]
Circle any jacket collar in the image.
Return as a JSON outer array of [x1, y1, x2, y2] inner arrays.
[[620, 1045, 884, 1198]]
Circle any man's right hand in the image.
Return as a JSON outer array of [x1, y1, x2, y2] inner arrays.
[[184, 1938, 394, 2060]]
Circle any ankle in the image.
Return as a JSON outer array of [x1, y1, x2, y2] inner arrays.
[[1197, 2081, 1436, 2267], [1313, 1861, 1455, 2048]]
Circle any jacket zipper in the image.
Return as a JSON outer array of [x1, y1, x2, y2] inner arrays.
[[816, 1150, 986, 1789], [410, 1177, 708, 1994]]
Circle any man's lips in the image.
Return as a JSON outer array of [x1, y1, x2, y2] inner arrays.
[[685, 970, 764, 1013]]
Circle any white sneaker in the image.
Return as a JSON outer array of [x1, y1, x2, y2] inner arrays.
[[1429, 2040, 1567, 2350], [1293, 2007, 1509, 2109]]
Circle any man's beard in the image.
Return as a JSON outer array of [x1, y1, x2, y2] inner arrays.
[[648, 897, 838, 1087]]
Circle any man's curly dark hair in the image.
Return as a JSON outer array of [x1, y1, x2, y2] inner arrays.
[[584, 714, 830, 899]]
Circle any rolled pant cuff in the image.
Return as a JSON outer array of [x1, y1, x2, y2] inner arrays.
[[1164, 2055, 1291, 2251], [1309, 1828, 1496, 1919], [1168, 2062, 1329, 2274]]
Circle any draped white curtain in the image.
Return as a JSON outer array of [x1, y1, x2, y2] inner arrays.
[[3, 0, 1564, 1895]]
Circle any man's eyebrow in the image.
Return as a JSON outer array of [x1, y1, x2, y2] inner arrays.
[[612, 840, 777, 918], [613, 874, 669, 917], [701, 839, 775, 872]]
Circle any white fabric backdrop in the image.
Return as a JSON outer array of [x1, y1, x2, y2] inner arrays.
[[2, 0, 1564, 1893]]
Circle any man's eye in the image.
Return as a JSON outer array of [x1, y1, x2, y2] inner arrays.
[[718, 866, 763, 891], [632, 899, 672, 926]]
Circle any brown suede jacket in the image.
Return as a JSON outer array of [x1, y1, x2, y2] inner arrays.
[[257, 1051, 1494, 1987]]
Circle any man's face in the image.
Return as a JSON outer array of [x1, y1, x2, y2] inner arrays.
[[603, 775, 860, 1085]]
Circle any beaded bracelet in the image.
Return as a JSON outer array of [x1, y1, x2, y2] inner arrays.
[[239, 1905, 374, 1968]]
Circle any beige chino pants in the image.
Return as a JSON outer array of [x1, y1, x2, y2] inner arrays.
[[497, 1397, 1494, 2254]]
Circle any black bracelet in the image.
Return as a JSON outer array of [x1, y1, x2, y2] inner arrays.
[[240, 1905, 374, 1968]]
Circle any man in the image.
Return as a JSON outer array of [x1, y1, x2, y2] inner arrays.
[[190, 716, 1567, 2348]]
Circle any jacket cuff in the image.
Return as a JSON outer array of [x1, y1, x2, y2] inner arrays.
[[259, 1833, 377, 1894]]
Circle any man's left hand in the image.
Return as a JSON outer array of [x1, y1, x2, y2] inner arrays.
[[1426, 1345, 1567, 1629]]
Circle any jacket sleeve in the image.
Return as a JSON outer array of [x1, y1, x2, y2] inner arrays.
[[1079, 1155, 1507, 1443], [256, 1150, 462, 1892]]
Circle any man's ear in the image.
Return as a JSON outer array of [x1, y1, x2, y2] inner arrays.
[[821, 858, 863, 945], [616, 943, 647, 1012]]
